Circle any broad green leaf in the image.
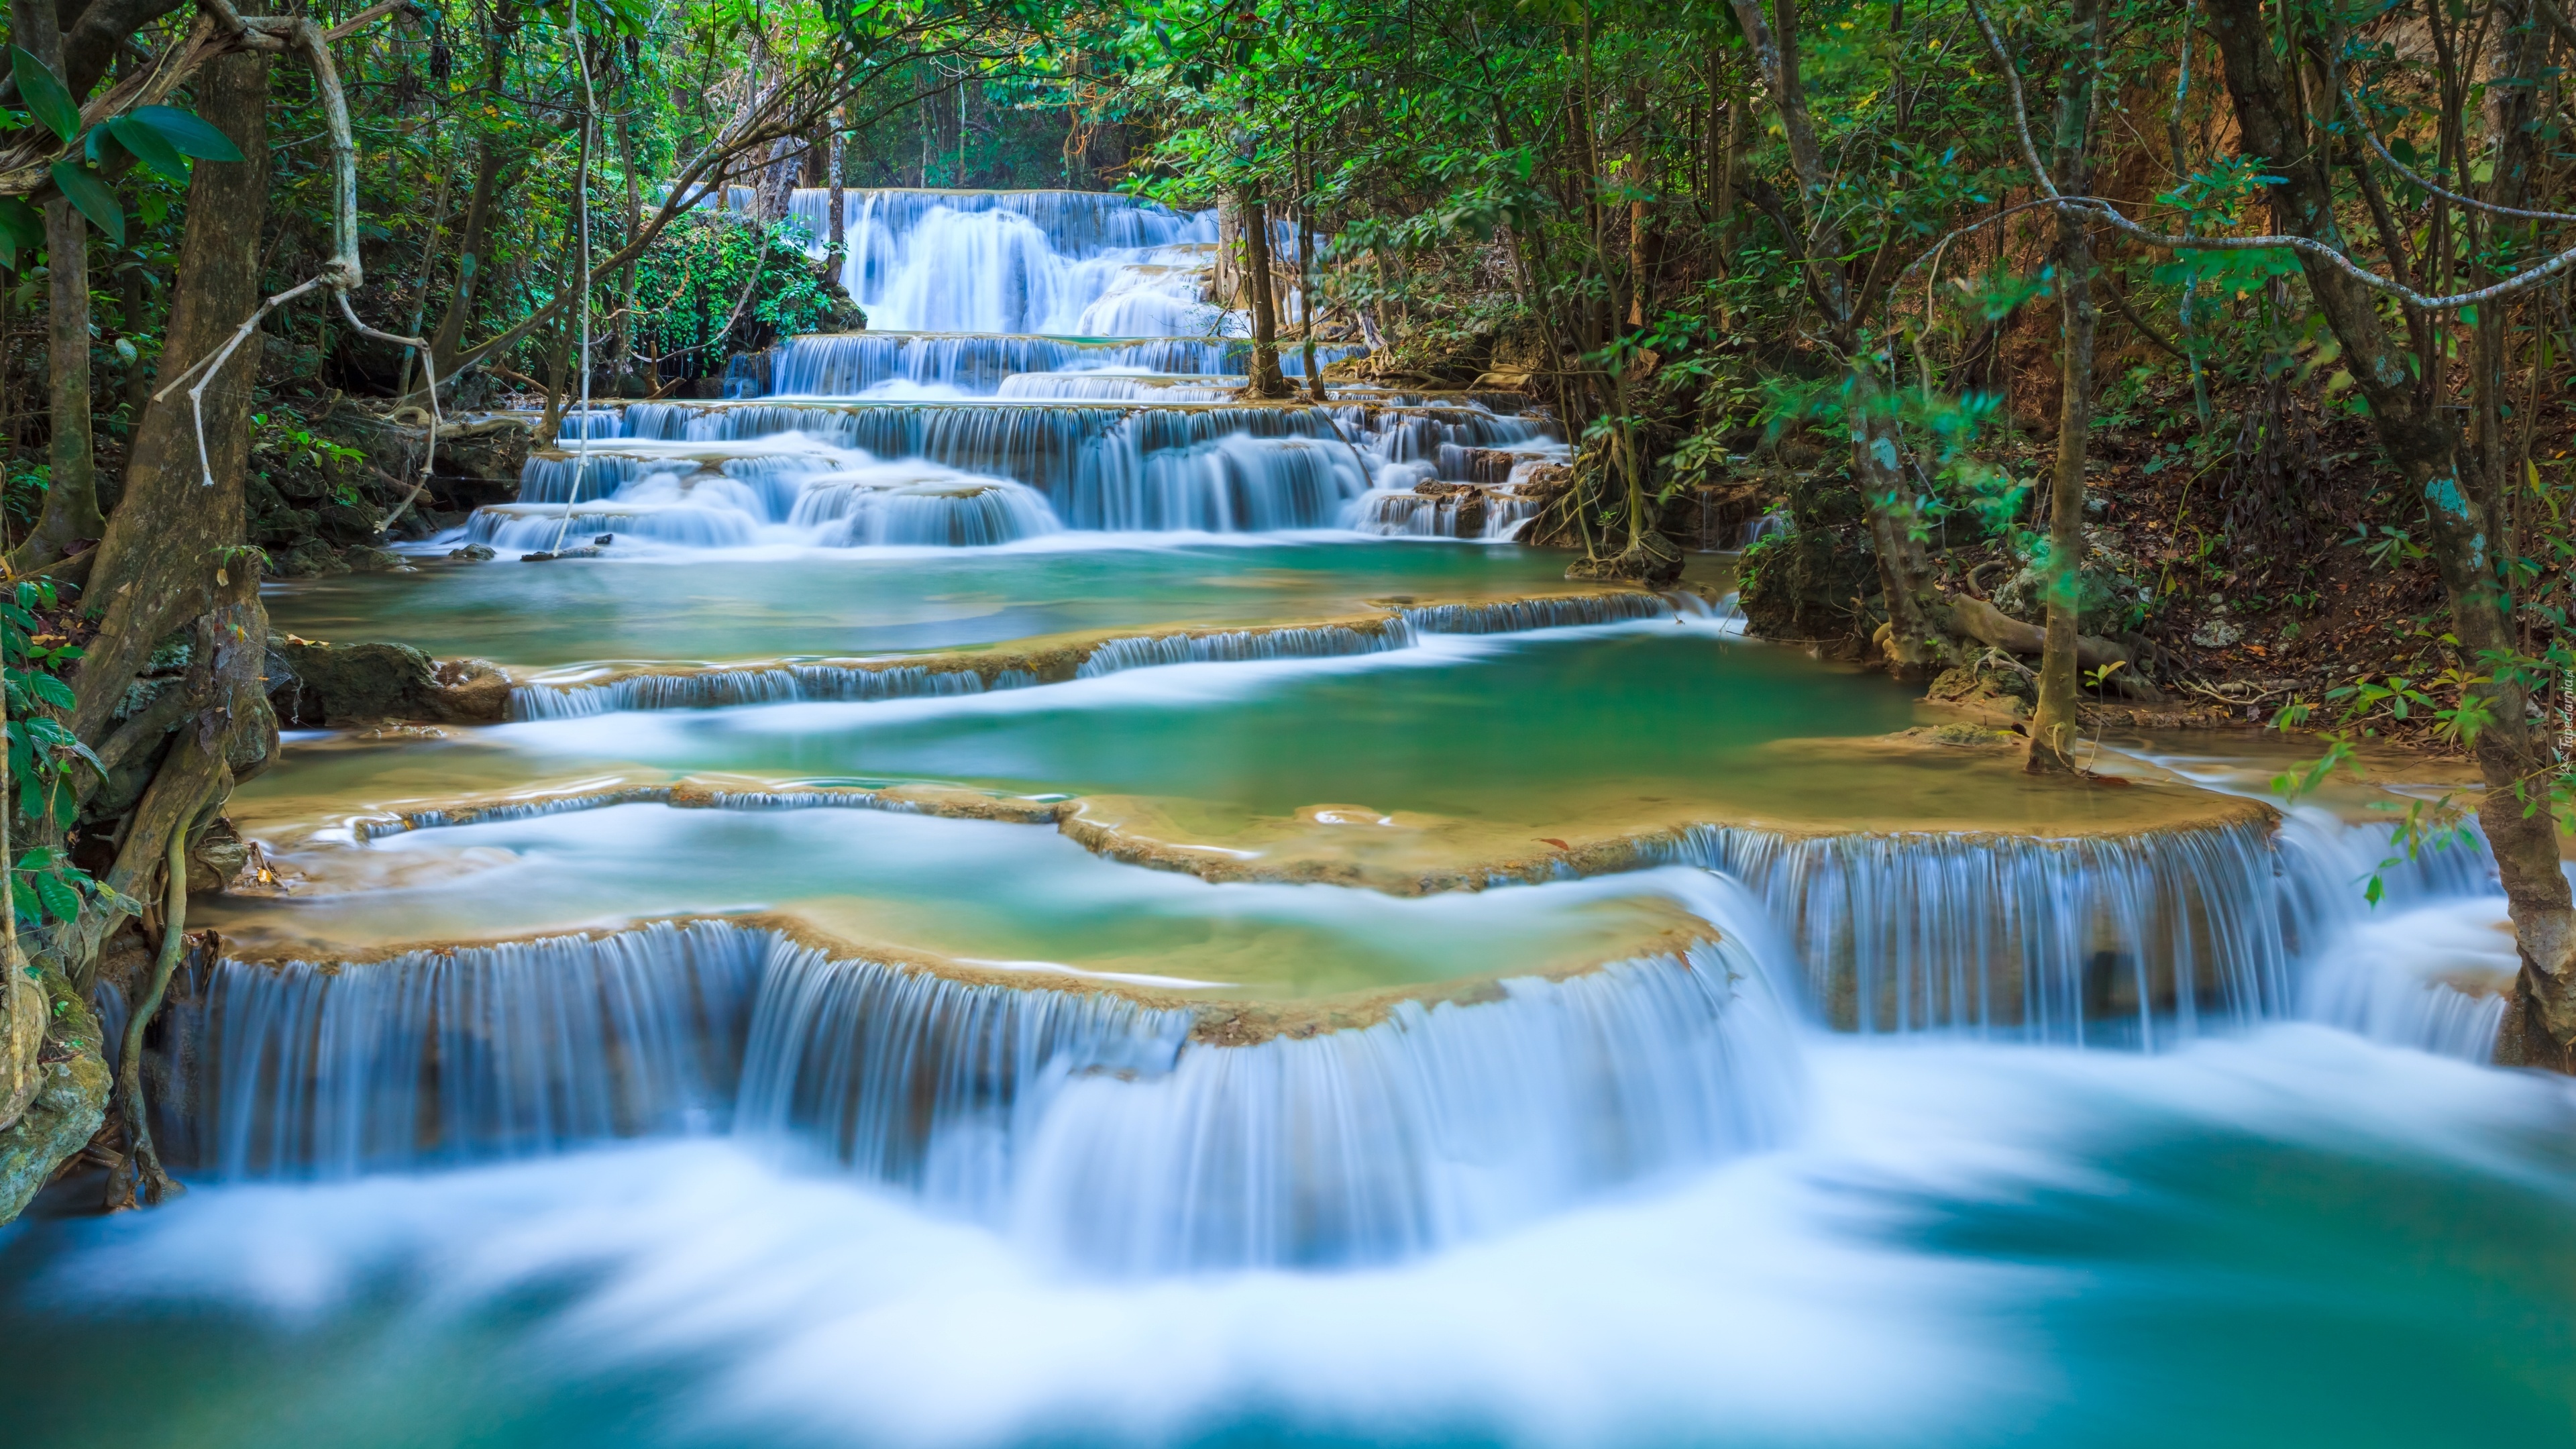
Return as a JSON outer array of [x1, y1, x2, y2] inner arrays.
[[0, 195, 37, 270], [28, 673, 72, 708], [106, 115, 190, 183], [48, 161, 121, 244], [32, 870, 78, 922], [127, 105, 244, 162], [10, 47, 79, 144]]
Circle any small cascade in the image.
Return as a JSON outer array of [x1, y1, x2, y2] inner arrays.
[[2279, 808, 2506, 1059], [1664, 808, 2500, 1049], [511, 662, 1033, 720], [183, 921, 1801, 1271], [199, 922, 767, 1178], [485, 402, 1548, 545], [1012, 947, 1798, 1273], [1073, 623, 1410, 676], [992, 372, 1239, 402], [500, 596, 1680, 718], [1398, 592, 1681, 633], [770, 335, 1255, 396], [476, 444, 1061, 551], [1668, 820, 2293, 1044]]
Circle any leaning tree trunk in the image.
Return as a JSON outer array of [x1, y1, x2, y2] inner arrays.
[[72, 46, 278, 938], [2027, 0, 2106, 774], [66, 48, 280, 1203], [1238, 184, 1291, 398], [2205, 0, 2576, 1066], [418, 142, 506, 400]]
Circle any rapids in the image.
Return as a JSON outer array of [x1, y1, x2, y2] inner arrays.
[[4, 186, 2558, 1446]]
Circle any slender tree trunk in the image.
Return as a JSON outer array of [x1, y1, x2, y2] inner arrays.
[[618, 115, 639, 391], [2028, 0, 2106, 774], [826, 125, 847, 278], [421, 144, 506, 393], [8, 0, 99, 570], [117, 257, 150, 437], [1297, 175, 1324, 402], [1240, 184, 1290, 398]]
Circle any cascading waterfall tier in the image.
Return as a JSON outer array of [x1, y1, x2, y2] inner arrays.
[[769, 335, 1358, 397], [493, 401, 1558, 545], [1670, 820, 2288, 1044], [1662, 810, 2496, 1048], [186, 918, 1799, 1271], [785, 189, 1218, 335], [503, 591, 1682, 718]]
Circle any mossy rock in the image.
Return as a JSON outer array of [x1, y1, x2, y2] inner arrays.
[[0, 969, 109, 1225]]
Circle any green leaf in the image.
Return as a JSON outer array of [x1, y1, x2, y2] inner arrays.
[[105, 115, 189, 183], [0, 196, 38, 268], [126, 105, 243, 162], [48, 160, 121, 244], [32, 870, 78, 922], [10, 47, 79, 144], [26, 673, 72, 708]]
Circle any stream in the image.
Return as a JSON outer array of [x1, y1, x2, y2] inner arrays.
[[0, 187, 2566, 1447]]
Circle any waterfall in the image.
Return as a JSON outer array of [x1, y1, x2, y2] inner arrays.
[[780, 189, 1218, 335], [1667, 820, 2292, 1044], [2277, 807, 2507, 1059], [762, 329, 1370, 392], [510, 663, 1035, 720], [184, 920, 1801, 1271], [484, 402, 1555, 546], [1663, 808, 2498, 1049], [500, 598, 1680, 717], [1072, 624, 1410, 677], [200, 922, 767, 1178], [1013, 945, 1799, 1273]]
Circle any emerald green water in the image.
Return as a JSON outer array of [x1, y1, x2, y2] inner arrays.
[[269, 541, 1607, 667]]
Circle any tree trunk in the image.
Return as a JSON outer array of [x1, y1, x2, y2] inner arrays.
[[1849, 363, 1941, 674], [421, 142, 506, 394], [617, 115, 639, 392], [2027, 0, 2106, 774], [9, 0, 101, 572], [74, 50, 274, 763], [1297, 181, 1324, 403], [826, 123, 847, 284], [1239, 184, 1290, 398], [2204, 0, 2575, 1063]]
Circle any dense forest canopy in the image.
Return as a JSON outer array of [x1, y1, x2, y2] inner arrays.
[[0, 0, 2568, 1209]]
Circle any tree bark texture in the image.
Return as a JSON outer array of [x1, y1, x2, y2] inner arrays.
[[74, 48, 275, 781], [1239, 185, 1290, 398]]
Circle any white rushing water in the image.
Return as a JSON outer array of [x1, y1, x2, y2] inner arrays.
[[459, 189, 1558, 552], [19, 1026, 2573, 1446]]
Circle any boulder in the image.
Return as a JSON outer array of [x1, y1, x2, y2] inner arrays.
[[267, 638, 515, 727]]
